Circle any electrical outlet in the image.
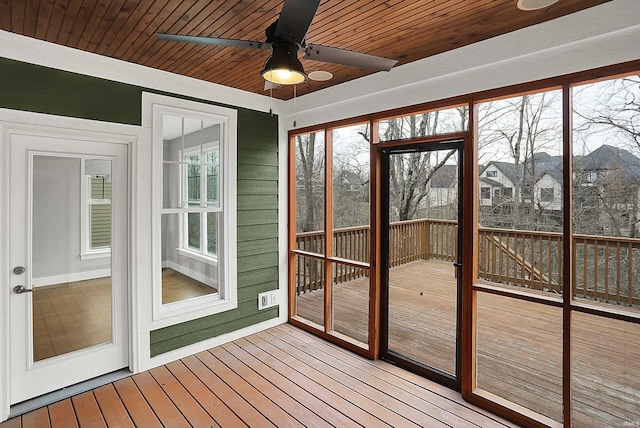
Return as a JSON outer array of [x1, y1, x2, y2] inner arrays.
[[258, 290, 279, 310]]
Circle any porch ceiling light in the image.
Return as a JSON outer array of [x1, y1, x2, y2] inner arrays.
[[517, 0, 559, 11], [261, 41, 306, 85]]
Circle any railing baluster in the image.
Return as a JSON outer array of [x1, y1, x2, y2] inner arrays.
[[616, 241, 621, 305], [295, 220, 637, 308], [604, 241, 609, 303], [593, 239, 599, 301], [628, 242, 633, 307]]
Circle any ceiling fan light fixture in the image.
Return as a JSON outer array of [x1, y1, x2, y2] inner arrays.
[[261, 41, 306, 85]]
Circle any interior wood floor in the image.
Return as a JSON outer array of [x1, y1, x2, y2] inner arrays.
[[296, 259, 640, 427], [33, 272, 216, 361], [1, 324, 518, 428], [33, 278, 112, 361], [162, 268, 217, 304]]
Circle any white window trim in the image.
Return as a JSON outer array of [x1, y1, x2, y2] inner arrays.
[[80, 157, 112, 260], [148, 95, 237, 327]]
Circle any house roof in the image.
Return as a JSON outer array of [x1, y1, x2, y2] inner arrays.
[[430, 165, 457, 188], [0, 0, 611, 100]]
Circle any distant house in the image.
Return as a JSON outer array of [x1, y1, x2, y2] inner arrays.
[[478, 162, 516, 207], [478, 145, 640, 236], [574, 144, 640, 236], [429, 164, 458, 208]]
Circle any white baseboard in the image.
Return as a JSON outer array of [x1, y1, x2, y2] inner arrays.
[[31, 269, 112, 287]]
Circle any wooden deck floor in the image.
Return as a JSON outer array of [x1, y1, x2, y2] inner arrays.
[[1, 324, 517, 428], [296, 259, 640, 427]]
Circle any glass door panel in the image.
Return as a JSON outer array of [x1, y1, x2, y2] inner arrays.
[[32, 156, 113, 361], [382, 141, 462, 387]]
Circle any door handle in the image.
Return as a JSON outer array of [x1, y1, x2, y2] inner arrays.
[[13, 285, 33, 294], [452, 262, 462, 268]]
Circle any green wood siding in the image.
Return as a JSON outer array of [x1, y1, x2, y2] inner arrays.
[[0, 58, 280, 358]]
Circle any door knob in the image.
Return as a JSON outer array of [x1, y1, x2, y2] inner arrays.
[[13, 266, 25, 275], [13, 285, 33, 294]]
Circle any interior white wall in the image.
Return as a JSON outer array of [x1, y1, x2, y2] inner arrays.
[[285, 0, 640, 129], [32, 156, 111, 283]]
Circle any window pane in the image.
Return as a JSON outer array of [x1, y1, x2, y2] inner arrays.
[[161, 213, 218, 304], [89, 176, 111, 200], [476, 292, 563, 424], [378, 106, 468, 142], [162, 115, 184, 162], [477, 90, 563, 296], [206, 148, 219, 165], [331, 262, 369, 345], [187, 212, 200, 250], [572, 75, 640, 313], [294, 255, 325, 327], [87, 174, 112, 250], [89, 204, 111, 249], [187, 164, 201, 205], [295, 131, 325, 255], [332, 124, 370, 263], [206, 165, 219, 206], [207, 212, 218, 256], [572, 312, 640, 426], [162, 162, 182, 209]]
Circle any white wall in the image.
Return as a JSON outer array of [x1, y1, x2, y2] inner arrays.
[[32, 156, 111, 283], [285, 0, 640, 130]]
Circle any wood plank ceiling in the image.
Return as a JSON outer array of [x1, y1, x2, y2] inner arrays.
[[0, 0, 612, 100]]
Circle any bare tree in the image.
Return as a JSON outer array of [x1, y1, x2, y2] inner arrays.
[[574, 75, 640, 149], [296, 133, 324, 233], [478, 92, 562, 231], [383, 108, 464, 221], [573, 75, 640, 237]]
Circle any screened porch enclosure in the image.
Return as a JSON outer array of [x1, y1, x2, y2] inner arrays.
[[294, 220, 640, 427]]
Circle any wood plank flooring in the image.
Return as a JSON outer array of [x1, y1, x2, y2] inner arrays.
[[33, 272, 215, 361], [33, 278, 112, 361], [2, 324, 518, 428], [296, 259, 640, 427]]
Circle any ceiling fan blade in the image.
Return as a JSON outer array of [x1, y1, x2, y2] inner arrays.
[[304, 44, 397, 71], [156, 33, 269, 50], [274, 0, 320, 44]]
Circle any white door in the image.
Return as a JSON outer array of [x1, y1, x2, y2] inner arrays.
[[9, 133, 129, 404]]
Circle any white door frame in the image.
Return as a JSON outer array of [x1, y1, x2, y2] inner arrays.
[[0, 110, 142, 421]]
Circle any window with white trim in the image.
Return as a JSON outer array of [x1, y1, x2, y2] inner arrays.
[[148, 93, 237, 324], [80, 158, 112, 260]]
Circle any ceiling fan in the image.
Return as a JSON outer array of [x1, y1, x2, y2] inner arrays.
[[156, 0, 398, 88]]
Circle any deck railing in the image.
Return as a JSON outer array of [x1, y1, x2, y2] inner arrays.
[[295, 219, 640, 308]]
